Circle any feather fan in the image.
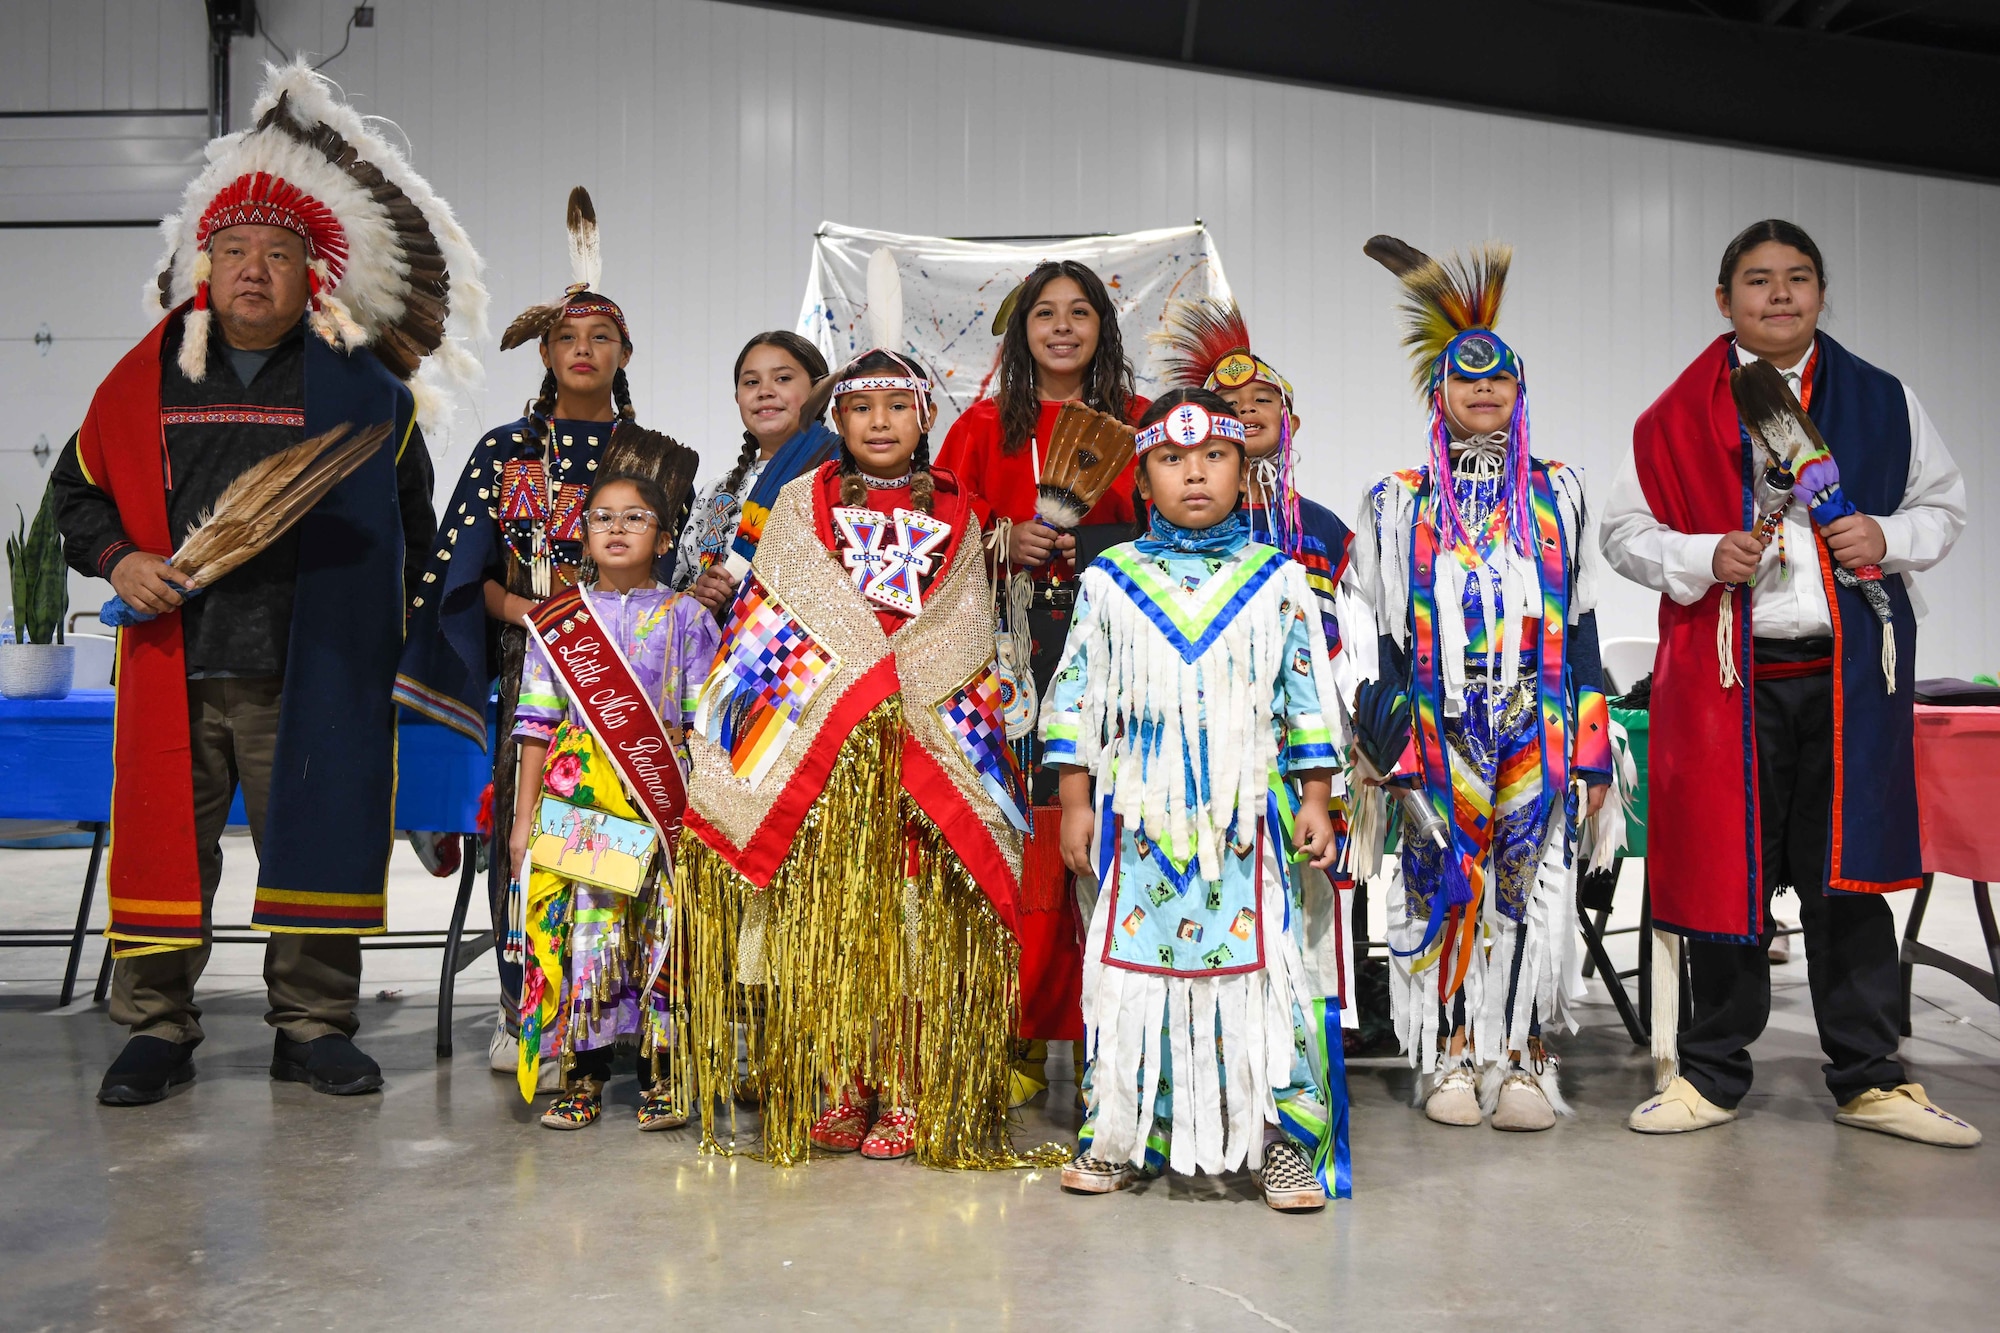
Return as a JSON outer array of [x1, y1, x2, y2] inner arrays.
[[1728, 357, 1825, 472], [1036, 402, 1136, 529], [99, 421, 392, 628], [600, 423, 701, 545], [174, 422, 393, 586], [1730, 357, 1899, 689]]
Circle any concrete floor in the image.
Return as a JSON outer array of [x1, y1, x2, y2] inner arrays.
[[2, 838, 1997, 1331]]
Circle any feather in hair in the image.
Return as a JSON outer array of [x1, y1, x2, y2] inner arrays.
[[500, 304, 563, 352], [1150, 297, 1253, 391], [1361, 234, 1432, 278], [173, 422, 392, 586], [567, 186, 601, 292], [1366, 236, 1512, 391], [865, 247, 904, 354]]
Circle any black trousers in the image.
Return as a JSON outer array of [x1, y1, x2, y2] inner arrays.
[[1679, 637, 1906, 1109]]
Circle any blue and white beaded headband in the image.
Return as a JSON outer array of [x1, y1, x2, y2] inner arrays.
[[831, 374, 932, 397], [1133, 403, 1247, 455]]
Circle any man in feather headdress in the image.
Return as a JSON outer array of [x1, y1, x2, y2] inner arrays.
[[48, 61, 485, 1107], [1605, 219, 1974, 1146]]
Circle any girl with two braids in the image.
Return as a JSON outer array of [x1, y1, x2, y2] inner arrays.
[[397, 190, 698, 1093], [678, 347, 1040, 1168], [936, 260, 1151, 1103], [673, 331, 833, 612]]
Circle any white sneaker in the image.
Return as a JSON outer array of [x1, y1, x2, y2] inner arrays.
[[487, 1010, 519, 1074], [488, 1009, 560, 1092]]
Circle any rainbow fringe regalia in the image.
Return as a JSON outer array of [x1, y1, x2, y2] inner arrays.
[[1352, 459, 1610, 1090], [1043, 510, 1352, 1197], [1348, 235, 1613, 1100]]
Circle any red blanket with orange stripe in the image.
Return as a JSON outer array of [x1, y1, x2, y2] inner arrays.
[[79, 311, 414, 952]]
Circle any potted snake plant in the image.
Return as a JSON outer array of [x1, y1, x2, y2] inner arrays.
[[2, 487, 74, 700]]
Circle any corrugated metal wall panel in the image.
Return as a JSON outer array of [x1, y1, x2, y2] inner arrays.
[[4, 0, 1993, 673]]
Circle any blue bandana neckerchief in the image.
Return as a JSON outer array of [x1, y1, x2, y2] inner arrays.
[[1133, 507, 1249, 557]]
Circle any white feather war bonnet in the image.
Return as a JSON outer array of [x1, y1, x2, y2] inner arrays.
[[148, 61, 488, 417]]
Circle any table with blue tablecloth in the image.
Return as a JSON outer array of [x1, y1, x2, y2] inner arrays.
[[0, 689, 494, 1054]]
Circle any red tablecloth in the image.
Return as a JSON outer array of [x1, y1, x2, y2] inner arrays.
[[1915, 704, 2000, 882]]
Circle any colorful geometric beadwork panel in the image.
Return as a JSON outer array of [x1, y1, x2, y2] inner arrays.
[[693, 575, 842, 790], [932, 659, 1031, 832]]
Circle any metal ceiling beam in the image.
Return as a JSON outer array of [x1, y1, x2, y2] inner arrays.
[[748, 0, 2000, 183]]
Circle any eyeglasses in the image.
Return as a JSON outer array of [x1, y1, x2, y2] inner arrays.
[[583, 508, 659, 533]]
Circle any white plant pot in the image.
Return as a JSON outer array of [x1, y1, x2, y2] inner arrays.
[[0, 641, 76, 701]]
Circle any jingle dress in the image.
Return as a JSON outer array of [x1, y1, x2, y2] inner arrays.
[[679, 462, 1043, 1168], [512, 584, 719, 1096], [1042, 510, 1351, 1192], [1349, 444, 1612, 1082]]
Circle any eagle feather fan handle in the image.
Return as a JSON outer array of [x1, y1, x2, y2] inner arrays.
[[1729, 358, 1897, 693], [1036, 402, 1136, 530], [97, 421, 393, 627]]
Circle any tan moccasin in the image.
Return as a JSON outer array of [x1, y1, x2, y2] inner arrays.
[[1835, 1083, 1981, 1148], [1491, 1071, 1557, 1132], [1627, 1076, 1737, 1134], [1425, 1065, 1483, 1126]]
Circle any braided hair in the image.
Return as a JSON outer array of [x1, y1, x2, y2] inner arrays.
[[995, 260, 1136, 456], [519, 368, 560, 459], [722, 331, 831, 499], [829, 347, 938, 515]]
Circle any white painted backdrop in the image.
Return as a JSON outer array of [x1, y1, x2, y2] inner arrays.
[[2, 0, 1994, 673]]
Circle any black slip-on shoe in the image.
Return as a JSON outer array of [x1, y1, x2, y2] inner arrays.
[[98, 1034, 198, 1106], [271, 1032, 383, 1096]]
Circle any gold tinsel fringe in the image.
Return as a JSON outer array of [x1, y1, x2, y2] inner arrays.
[[679, 699, 1065, 1169]]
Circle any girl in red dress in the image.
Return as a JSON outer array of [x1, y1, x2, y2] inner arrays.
[[937, 260, 1150, 1102]]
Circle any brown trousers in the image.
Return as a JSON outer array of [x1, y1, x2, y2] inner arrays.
[[109, 677, 361, 1044]]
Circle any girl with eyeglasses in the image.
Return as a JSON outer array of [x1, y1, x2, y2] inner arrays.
[[507, 472, 719, 1130]]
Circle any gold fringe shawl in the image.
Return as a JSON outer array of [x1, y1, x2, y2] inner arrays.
[[679, 698, 1064, 1169]]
